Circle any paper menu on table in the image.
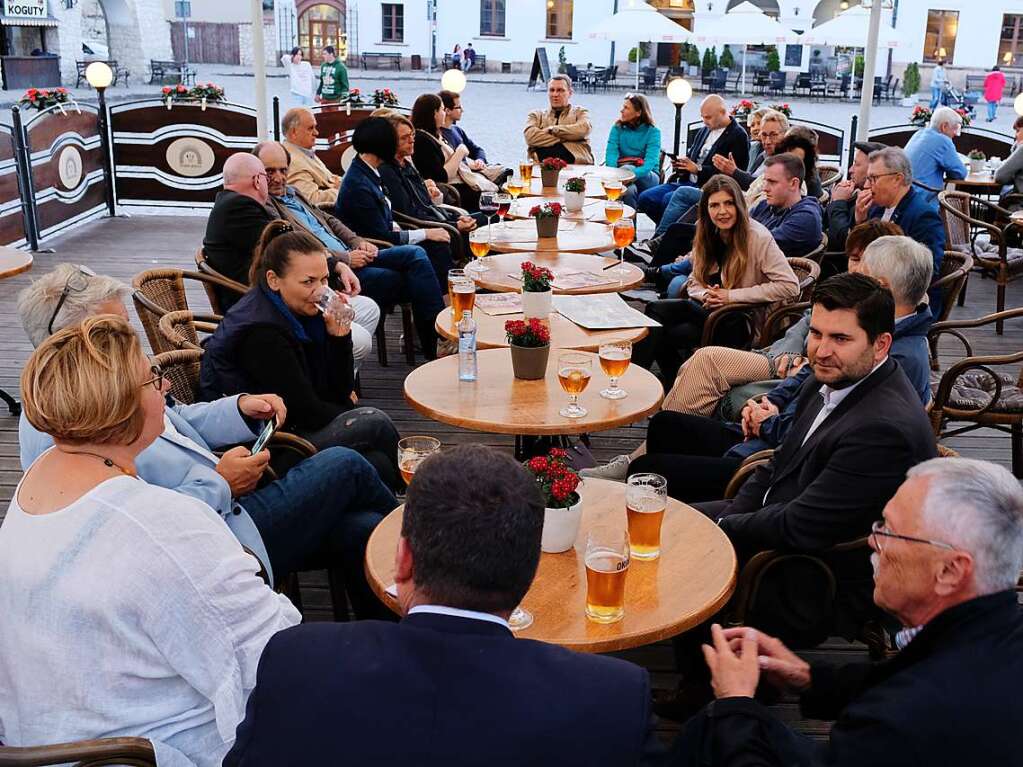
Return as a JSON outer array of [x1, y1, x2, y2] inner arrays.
[[553, 293, 662, 329], [475, 292, 522, 315], [550, 269, 618, 290]]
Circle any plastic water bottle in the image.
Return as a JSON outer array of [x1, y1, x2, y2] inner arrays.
[[458, 310, 478, 382]]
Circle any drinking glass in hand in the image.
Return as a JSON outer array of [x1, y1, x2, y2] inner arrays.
[[495, 193, 512, 229], [397, 436, 441, 487], [585, 525, 630, 624], [557, 351, 592, 419], [626, 473, 667, 560], [598, 341, 631, 400], [467, 229, 490, 275], [314, 288, 355, 330], [612, 218, 636, 276]]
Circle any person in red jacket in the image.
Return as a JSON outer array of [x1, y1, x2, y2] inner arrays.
[[984, 64, 1007, 122]]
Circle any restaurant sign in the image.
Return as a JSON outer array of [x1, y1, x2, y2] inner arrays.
[[3, 0, 47, 18]]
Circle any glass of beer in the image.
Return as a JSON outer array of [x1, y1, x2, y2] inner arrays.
[[447, 269, 467, 319], [505, 177, 525, 199], [602, 180, 624, 201], [604, 200, 624, 224], [520, 161, 534, 184], [585, 525, 630, 624], [598, 341, 632, 399], [557, 351, 592, 419], [451, 277, 476, 320], [611, 218, 636, 276], [397, 436, 441, 489], [467, 229, 490, 275], [626, 473, 668, 560]]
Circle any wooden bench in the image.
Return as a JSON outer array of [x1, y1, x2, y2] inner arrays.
[[148, 59, 197, 85], [442, 53, 487, 73], [360, 52, 402, 71], [76, 59, 130, 88]]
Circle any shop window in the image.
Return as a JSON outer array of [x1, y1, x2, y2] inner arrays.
[[923, 9, 958, 63], [382, 3, 404, 43], [480, 0, 505, 37], [546, 0, 573, 40], [1000, 14, 1023, 68]]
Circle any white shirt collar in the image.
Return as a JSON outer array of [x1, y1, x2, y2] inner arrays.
[[408, 604, 510, 629], [818, 357, 887, 409]]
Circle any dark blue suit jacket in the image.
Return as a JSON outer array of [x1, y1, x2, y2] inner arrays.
[[680, 118, 750, 187], [868, 184, 946, 314], [334, 155, 408, 246], [223, 612, 663, 766]]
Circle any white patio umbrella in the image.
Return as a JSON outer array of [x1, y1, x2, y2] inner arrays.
[[585, 0, 693, 89], [692, 2, 799, 93]]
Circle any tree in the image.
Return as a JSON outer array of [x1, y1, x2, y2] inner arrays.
[[702, 45, 718, 74], [720, 45, 735, 71], [687, 44, 702, 69], [766, 46, 780, 73], [854, 54, 865, 78], [903, 62, 921, 97]]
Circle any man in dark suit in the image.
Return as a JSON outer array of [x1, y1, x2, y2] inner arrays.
[[223, 445, 667, 766], [676, 457, 1023, 766], [826, 141, 885, 253]]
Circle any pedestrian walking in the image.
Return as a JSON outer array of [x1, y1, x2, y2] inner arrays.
[[281, 46, 314, 107], [930, 60, 947, 110], [984, 64, 1007, 122], [316, 45, 349, 104]]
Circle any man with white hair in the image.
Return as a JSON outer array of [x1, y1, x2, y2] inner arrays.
[[282, 106, 341, 205], [682, 457, 1023, 766], [904, 105, 967, 206]]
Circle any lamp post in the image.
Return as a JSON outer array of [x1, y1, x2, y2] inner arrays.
[[440, 67, 467, 94], [666, 77, 693, 157], [86, 61, 116, 217]]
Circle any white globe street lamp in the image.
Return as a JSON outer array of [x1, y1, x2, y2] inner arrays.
[[441, 67, 467, 94], [666, 77, 693, 157]]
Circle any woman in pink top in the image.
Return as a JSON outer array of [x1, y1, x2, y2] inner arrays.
[[984, 65, 1007, 122]]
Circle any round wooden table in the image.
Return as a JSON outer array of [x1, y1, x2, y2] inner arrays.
[[364, 478, 738, 653], [480, 219, 615, 255], [949, 172, 1001, 194], [508, 196, 636, 223], [434, 307, 648, 352], [403, 348, 662, 436], [0, 245, 32, 279], [471, 252, 645, 295], [527, 164, 635, 198]]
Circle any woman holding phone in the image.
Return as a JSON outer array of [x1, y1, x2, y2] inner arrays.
[[200, 221, 401, 489]]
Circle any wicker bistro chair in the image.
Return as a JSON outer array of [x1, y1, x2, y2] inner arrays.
[[132, 268, 237, 355], [157, 310, 211, 352], [193, 247, 247, 316], [927, 251, 973, 370], [818, 164, 841, 191], [928, 307, 1023, 478], [0, 737, 156, 767], [801, 233, 829, 265]]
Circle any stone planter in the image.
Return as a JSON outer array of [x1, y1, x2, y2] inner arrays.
[[540, 167, 560, 188], [541, 498, 583, 553], [510, 342, 550, 380], [564, 190, 585, 212], [521, 288, 552, 319], [535, 215, 559, 238]]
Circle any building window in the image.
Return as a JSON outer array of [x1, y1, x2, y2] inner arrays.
[[923, 9, 958, 63], [382, 3, 404, 42], [1000, 14, 1023, 68], [546, 0, 573, 40], [480, 0, 505, 36]]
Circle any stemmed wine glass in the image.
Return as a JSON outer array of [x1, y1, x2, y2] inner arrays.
[[611, 218, 636, 276], [479, 192, 498, 230], [598, 341, 632, 400], [495, 193, 512, 230], [557, 351, 592, 419]]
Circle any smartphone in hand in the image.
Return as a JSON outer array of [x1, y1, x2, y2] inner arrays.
[[251, 417, 278, 455]]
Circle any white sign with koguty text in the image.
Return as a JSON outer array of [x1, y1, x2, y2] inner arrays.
[[3, 0, 46, 18]]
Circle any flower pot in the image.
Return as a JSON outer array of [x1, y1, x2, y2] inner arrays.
[[521, 288, 552, 319], [969, 158, 985, 174], [540, 167, 560, 188], [541, 499, 583, 553], [535, 215, 559, 238], [563, 190, 585, 212], [510, 342, 550, 380]]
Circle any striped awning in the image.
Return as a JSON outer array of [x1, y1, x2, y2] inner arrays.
[[0, 14, 58, 26]]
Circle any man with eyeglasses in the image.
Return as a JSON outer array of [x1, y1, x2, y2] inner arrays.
[[826, 140, 886, 252], [16, 264, 397, 619], [439, 90, 488, 167], [855, 145, 946, 314], [674, 457, 1023, 766]]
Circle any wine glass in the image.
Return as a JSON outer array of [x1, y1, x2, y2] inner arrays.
[[479, 191, 498, 229], [495, 193, 512, 230], [397, 436, 441, 492], [557, 351, 592, 419], [611, 218, 636, 276], [508, 604, 534, 631], [598, 341, 632, 400], [602, 180, 624, 202], [505, 177, 525, 199], [604, 200, 624, 225], [467, 229, 490, 275]]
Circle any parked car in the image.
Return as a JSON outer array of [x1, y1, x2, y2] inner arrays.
[[81, 40, 109, 59]]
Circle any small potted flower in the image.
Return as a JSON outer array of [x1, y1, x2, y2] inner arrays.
[[909, 105, 932, 127], [345, 88, 364, 106], [955, 107, 972, 128], [20, 86, 72, 112], [524, 448, 583, 553], [162, 83, 189, 109], [563, 176, 586, 213], [372, 88, 400, 107], [529, 201, 562, 239], [505, 317, 551, 380], [968, 149, 986, 174], [729, 98, 758, 123], [188, 82, 226, 110], [520, 260, 554, 319], [769, 102, 792, 119], [540, 156, 567, 188]]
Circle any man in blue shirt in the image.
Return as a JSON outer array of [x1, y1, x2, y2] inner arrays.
[[904, 106, 967, 206], [750, 152, 823, 259]]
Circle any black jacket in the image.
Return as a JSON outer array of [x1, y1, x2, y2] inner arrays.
[[334, 155, 409, 245], [826, 189, 858, 252], [411, 129, 449, 185], [678, 118, 750, 187], [685, 591, 1023, 766], [202, 190, 274, 307], [224, 612, 666, 766], [378, 159, 456, 224]]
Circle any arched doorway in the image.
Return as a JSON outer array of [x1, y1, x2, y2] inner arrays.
[[297, 1, 346, 65], [726, 0, 780, 16], [812, 0, 848, 27], [79, 0, 110, 59]]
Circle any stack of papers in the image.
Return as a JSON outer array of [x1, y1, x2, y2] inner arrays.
[[475, 293, 522, 316], [553, 294, 662, 330]]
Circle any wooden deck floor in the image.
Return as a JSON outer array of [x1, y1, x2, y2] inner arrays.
[[1, 215, 1020, 742]]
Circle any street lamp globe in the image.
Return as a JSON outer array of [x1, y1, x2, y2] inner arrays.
[[441, 67, 467, 94], [85, 61, 113, 90], [666, 77, 692, 106], [1015, 93, 1023, 117]]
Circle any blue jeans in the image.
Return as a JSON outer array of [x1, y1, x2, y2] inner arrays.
[[930, 86, 943, 109], [658, 258, 693, 298], [356, 244, 444, 359], [622, 170, 658, 209], [241, 446, 397, 617], [297, 406, 401, 491], [637, 182, 681, 223], [987, 100, 998, 121], [656, 186, 702, 237]]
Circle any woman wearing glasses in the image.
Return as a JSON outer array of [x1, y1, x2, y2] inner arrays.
[[0, 315, 300, 765], [605, 93, 661, 208]]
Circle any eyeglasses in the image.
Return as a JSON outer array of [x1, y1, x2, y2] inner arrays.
[[870, 520, 957, 554], [759, 130, 782, 140], [47, 265, 97, 335], [865, 171, 900, 185], [140, 364, 167, 392]]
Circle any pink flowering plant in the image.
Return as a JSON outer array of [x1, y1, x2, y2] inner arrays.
[[524, 448, 582, 509], [730, 98, 758, 119]]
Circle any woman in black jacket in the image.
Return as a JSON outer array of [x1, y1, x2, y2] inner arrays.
[[200, 221, 401, 489], [410, 92, 479, 210]]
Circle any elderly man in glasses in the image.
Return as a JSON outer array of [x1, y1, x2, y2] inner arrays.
[[674, 457, 1023, 766], [16, 264, 397, 619]]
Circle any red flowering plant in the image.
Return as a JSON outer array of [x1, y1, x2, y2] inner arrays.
[[527, 201, 562, 220], [909, 105, 932, 127], [505, 317, 551, 348], [20, 87, 70, 111], [768, 102, 792, 118], [345, 87, 365, 106], [563, 176, 586, 193], [540, 157, 568, 171], [524, 448, 581, 509], [520, 261, 553, 292], [188, 82, 226, 101], [730, 98, 758, 119], [372, 88, 399, 107]]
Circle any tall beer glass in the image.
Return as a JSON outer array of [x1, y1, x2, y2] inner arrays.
[[585, 525, 630, 624], [626, 473, 668, 560]]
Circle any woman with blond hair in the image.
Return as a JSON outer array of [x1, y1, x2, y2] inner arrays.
[[632, 174, 799, 384], [0, 315, 300, 765]]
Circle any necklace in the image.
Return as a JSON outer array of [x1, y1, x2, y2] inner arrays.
[[58, 449, 136, 478]]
